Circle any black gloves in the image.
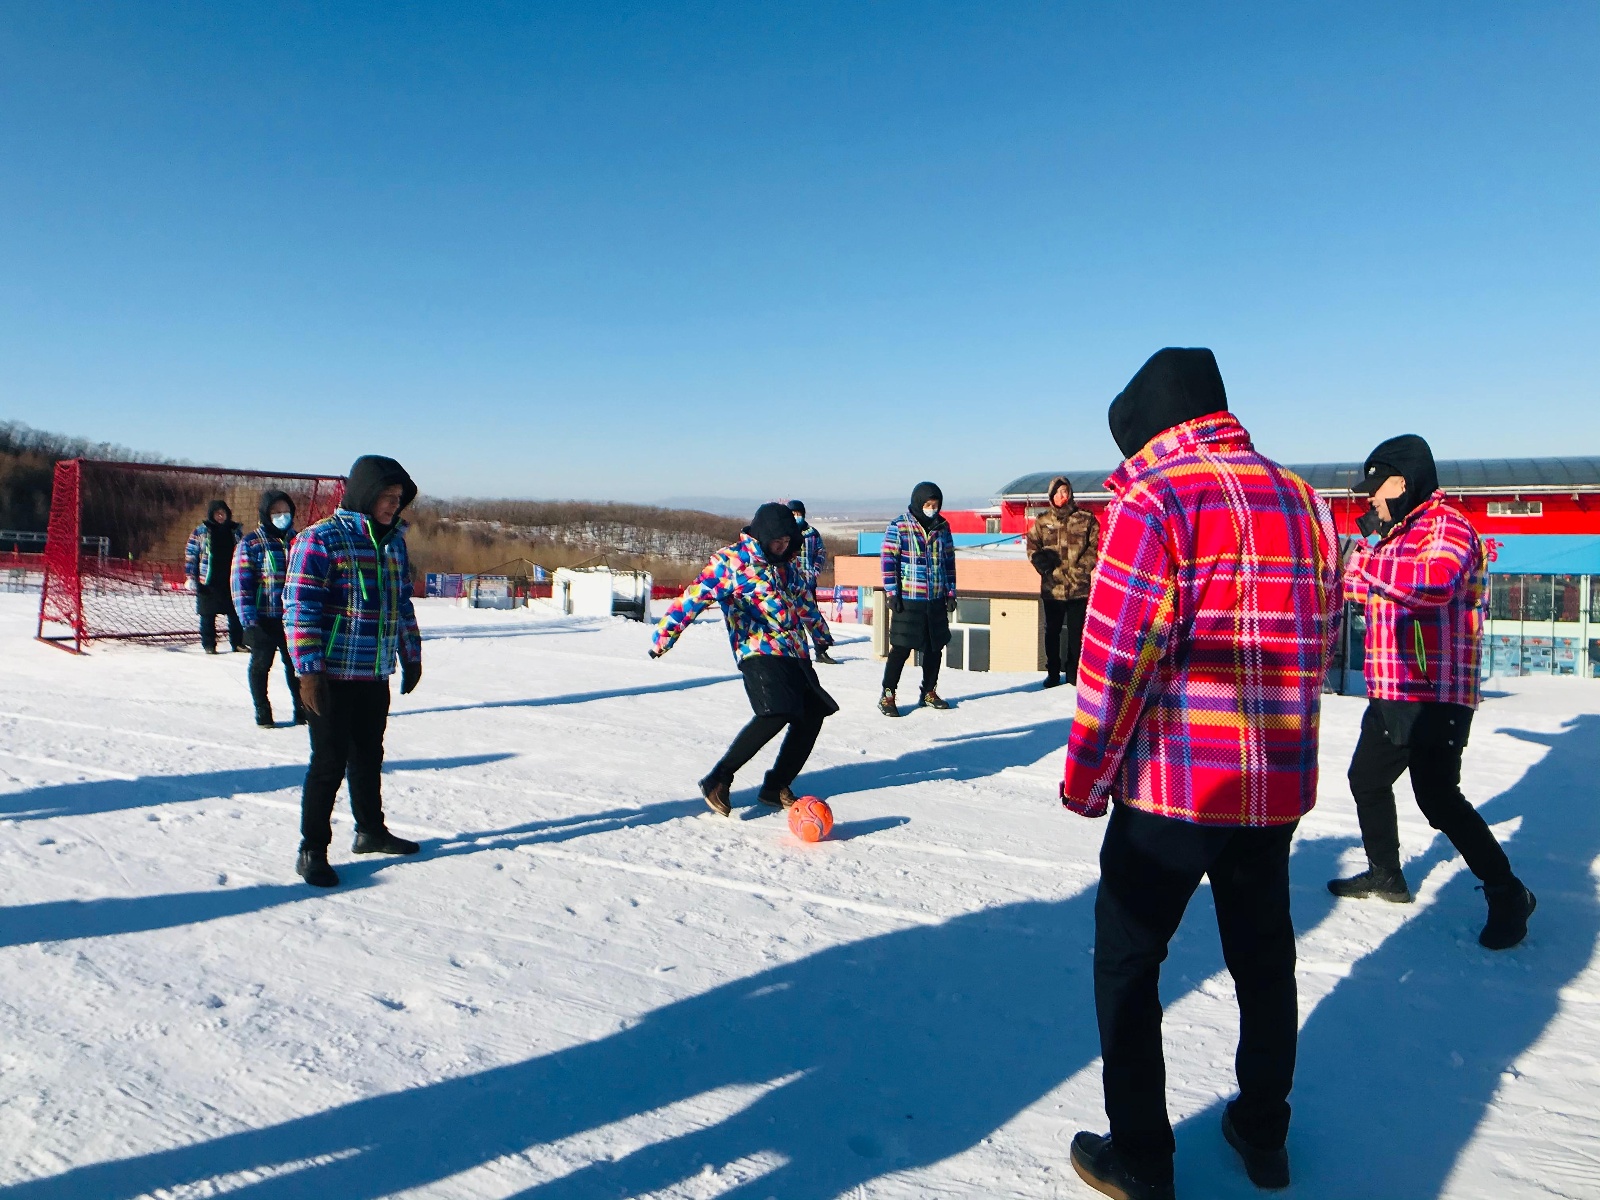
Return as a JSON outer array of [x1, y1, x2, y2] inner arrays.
[[889, 592, 905, 613], [946, 597, 959, 614], [401, 660, 422, 695], [1031, 549, 1061, 576]]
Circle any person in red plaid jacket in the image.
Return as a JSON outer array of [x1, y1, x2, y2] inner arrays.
[[1061, 348, 1341, 1200], [1329, 434, 1535, 951]]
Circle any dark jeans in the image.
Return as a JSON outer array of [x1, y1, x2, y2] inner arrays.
[[1043, 596, 1088, 682], [1348, 701, 1512, 883], [198, 590, 243, 652], [1095, 804, 1299, 1181], [882, 644, 941, 695], [711, 688, 831, 795], [247, 618, 301, 721], [301, 679, 391, 852]]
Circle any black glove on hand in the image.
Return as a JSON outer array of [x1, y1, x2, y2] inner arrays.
[[401, 659, 422, 695], [889, 592, 905, 614], [946, 597, 959, 614], [241, 626, 258, 650]]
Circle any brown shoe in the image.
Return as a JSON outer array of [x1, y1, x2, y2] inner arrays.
[[759, 785, 798, 809], [699, 773, 732, 817]]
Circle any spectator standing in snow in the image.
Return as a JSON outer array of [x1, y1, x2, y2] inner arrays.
[[1330, 434, 1536, 950], [231, 490, 305, 728], [651, 503, 838, 816], [787, 499, 838, 665], [284, 456, 424, 888], [1060, 348, 1341, 1200], [877, 482, 957, 717], [185, 500, 245, 653], [1025, 476, 1099, 687]]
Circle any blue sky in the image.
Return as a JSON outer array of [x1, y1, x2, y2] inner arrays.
[[1, 3, 1595, 505]]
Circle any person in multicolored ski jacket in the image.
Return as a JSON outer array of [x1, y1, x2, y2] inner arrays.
[[652, 502, 838, 817], [1330, 433, 1535, 950], [877, 482, 957, 716], [1060, 348, 1342, 1200], [185, 500, 245, 653], [231, 489, 305, 728], [283, 455, 424, 889], [787, 499, 837, 665]]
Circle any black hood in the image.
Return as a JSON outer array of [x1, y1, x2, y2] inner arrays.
[[205, 499, 233, 527], [1355, 434, 1438, 530], [787, 499, 807, 527], [343, 455, 418, 523], [746, 502, 802, 563], [910, 481, 944, 529], [1108, 347, 1229, 460], [258, 489, 296, 538]]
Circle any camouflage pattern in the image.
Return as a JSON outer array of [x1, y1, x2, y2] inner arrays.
[[1025, 477, 1100, 601]]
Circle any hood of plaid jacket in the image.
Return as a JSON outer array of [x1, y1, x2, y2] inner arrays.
[[1103, 411, 1254, 497]]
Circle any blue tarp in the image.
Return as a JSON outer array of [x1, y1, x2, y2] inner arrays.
[[1482, 535, 1600, 574], [856, 531, 1024, 555]]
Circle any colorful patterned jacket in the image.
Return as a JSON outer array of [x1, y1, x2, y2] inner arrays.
[[1026, 489, 1101, 601], [283, 509, 421, 680], [230, 528, 292, 626], [653, 533, 833, 663], [880, 512, 957, 603], [795, 524, 828, 590], [1344, 491, 1485, 708], [1060, 412, 1342, 826], [185, 521, 242, 589]]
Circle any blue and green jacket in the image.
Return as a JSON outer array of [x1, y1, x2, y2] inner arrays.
[[881, 511, 957, 603], [284, 509, 421, 680], [231, 528, 293, 625]]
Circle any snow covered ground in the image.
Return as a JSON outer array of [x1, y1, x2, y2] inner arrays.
[[1, 591, 1597, 1200]]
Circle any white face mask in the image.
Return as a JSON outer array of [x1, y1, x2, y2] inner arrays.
[[922, 504, 939, 519], [271, 512, 293, 531]]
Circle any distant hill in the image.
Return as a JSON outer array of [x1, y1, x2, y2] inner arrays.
[[0, 420, 169, 535], [661, 494, 994, 520]]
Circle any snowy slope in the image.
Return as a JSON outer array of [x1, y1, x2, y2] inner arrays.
[[0, 592, 1596, 1199]]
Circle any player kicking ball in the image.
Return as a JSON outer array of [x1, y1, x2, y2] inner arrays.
[[650, 503, 838, 816]]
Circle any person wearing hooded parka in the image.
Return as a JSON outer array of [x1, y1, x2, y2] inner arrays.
[[1332, 433, 1536, 950], [1026, 476, 1099, 686], [1059, 348, 1342, 1199], [231, 489, 305, 727], [185, 500, 245, 653], [877, 482, 957, 717], [651, 503, 838, 816], [283, 455, 424, 888]]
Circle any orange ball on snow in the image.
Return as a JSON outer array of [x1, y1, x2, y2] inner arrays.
[[787, 796, 834, 843]]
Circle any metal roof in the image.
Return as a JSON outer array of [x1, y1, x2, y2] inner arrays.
[[999, 457, 1600, 500]]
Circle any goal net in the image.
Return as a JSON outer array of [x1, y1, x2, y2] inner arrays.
[[37, 459, 346, 652]]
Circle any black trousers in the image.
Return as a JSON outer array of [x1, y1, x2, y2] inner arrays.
[[711, 688, 831, 796], [198, 590, 244, 652], [1043, 596, 1088, 682], [247, 618, 301, 721], [301, 679, 391, 851], [1095, 804, 1299, 1180], [882, 644, 941, 695], [1347, 701, 1512, 883]]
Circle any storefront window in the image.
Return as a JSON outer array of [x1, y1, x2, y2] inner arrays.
[[1554, 575, 1582, 622], [1489, 575, 1524, 621], [1523, 575, 1555, 623], [1591, 578, 1600, 623]]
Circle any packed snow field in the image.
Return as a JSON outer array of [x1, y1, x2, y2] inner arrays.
[[1, 593, 1598, 1200]]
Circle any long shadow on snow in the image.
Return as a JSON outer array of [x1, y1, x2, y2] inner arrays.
[[0, 836, 1356, 1200], [0, 800, 708, 950], [0, 754, 514, 822], [395, 673, 740, 718], [1173, 714, 1600, 1198], [789, 719, 1072, 802]]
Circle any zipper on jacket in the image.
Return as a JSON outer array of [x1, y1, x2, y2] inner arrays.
[[367, 524, 388, 675], [1412, 622, 1430, 683]]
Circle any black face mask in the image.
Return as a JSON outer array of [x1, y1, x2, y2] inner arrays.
[[1356, 505, 1386, 538]]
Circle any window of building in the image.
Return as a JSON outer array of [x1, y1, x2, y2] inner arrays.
[[985, 517, 1002, 534], [1590, 577, 1600, 623], [956, 597, 991, 626], [1489, 575, 1524, 621], [1523, 575, 1555, 622], [1555, 575, 1582, 623], [1486, 499, 1543, 517]]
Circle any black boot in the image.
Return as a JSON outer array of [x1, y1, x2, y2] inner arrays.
[[352, 829, 421, 855], [699, 773, 732, 817], [758, 784, 798, 810], [1043, 673, 1061, 689], [254, 705, 275, 728], [1327, 865, 1412, 903], [1222, 1105, 1289, 1190], [878, 689, 900, 718], [1479, 878, 1536, 950], [919, 689, 951, 710], [814, 649, 839, 665], [293, 707, 308, 726], [1069, 1133, 1174, 1200], [295, 846, 339, 888]]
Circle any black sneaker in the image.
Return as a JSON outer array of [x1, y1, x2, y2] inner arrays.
[[1327, 866, 1412, 903], [1222, 1105, 1289, 1190], [255, 710, 275, 728], [919, 689, 951, 711], [815, 650, 839, 665], [699, 774, 732, 817], [1042, 674, 1061, 689], [352, 829, 421, 855], [295, 847, 339, 888], [292, 709, 309, 726], [878, 689, 900, 718], [758, 786, 797, 810], [1479, 878, 1537, 950], [1069, 1133, 1175, 1200]]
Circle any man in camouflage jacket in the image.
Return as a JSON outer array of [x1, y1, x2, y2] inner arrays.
[[1025, 476, 1099, 685]]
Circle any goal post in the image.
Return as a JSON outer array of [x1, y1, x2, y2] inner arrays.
[[37, 459, 346, 653]]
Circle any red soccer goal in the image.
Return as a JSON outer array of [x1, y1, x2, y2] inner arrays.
[[37, 459, 345, 653]]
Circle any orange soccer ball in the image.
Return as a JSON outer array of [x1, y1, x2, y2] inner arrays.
[[787, 796, 834, 843]]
